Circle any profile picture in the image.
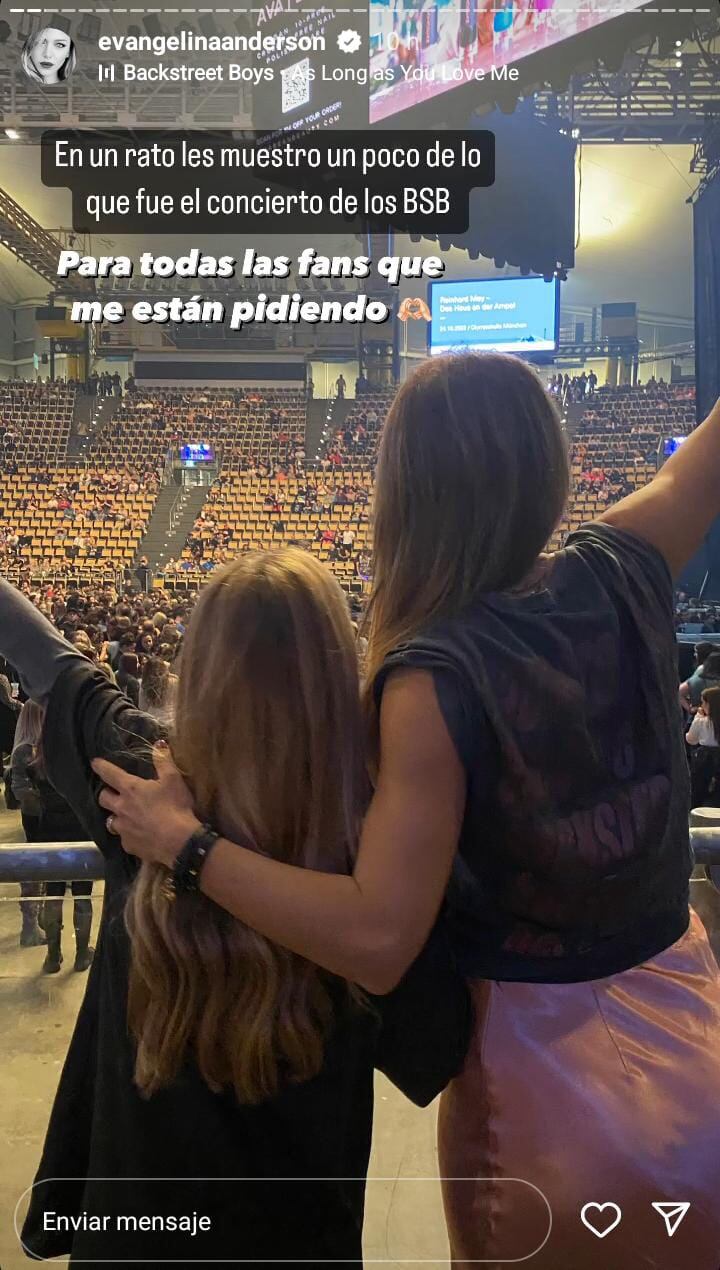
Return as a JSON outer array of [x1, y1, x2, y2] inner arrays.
[[21, 26, 77, 85]]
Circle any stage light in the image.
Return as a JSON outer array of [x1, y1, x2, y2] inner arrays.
[[5, 128, 20, 140]]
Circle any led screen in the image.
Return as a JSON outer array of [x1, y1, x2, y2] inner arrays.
[[369, 0, 648, 123], [429, 275, 559, 355], [180, 444, 215, 464]]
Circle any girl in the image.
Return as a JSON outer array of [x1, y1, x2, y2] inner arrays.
[[3, 552, 378, 1266], [686, 685, 720, 808], [100, 353, 720, 1269]]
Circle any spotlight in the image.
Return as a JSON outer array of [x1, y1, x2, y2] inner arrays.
[[5, 128, 20, 140]]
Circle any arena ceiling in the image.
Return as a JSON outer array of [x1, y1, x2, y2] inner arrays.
[[0, 140, 697, 327]]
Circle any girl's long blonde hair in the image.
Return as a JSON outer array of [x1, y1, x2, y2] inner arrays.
[[125, 549, 366, 1104], [364, 353, 569, 729]]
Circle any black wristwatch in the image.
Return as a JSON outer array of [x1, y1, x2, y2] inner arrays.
[[168, 824, 219, 897]]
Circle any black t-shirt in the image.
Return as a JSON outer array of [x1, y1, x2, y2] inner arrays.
[[377, 524, 692, 984], [21, 662, 375, 1267]]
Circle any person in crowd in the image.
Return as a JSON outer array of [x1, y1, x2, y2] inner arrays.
[[21, 711, 93, 973], [679, 644, 720, 713], [0, 553, 388, 1266], [116, 652, 141, 706], [98, 354, 720, 1269], [134, 556, 151, 594], [136, 630, 156, 659], [686, 685, 720, 808], [10, 699, 46, 948], [138, 654, 178, 726], [0, 671, 20, 758]]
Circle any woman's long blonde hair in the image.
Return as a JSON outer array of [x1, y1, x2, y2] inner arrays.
[[364, 353, 569, 720], [125, 549, 366, 1104]]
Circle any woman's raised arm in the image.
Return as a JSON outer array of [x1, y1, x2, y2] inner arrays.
[[93, 668, 466, 995], [600, 396, 720, 578]]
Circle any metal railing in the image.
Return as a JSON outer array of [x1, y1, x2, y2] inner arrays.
[[2, 832, 720, 886]]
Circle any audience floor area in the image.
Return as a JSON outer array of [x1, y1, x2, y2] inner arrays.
[[0, 809, 450, 1270]]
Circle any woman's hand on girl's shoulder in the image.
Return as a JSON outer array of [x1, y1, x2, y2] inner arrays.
[[92, 746, 200, 867]]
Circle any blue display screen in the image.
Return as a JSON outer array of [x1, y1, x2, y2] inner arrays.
[[429, 276, 559, 355], [663, 436, 688, 457], [180, 444, 214, 464]]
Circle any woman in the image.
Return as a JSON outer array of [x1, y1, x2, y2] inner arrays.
[[99, 354, 720, 1269], [2, 553, 378, 1266], [21, 26, 76, 85], [686, 685, 720, 808], [138, 654, 178, 725]]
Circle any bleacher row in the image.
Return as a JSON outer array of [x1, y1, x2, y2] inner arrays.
[[89, 386, 306, 471], [166, 471, 374, 589], [0, 467, 155, 577], [0, 377, 698, 594], [551, 384, 696, 546], [0, 381, 75, 464]]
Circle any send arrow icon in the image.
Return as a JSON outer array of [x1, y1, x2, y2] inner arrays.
[[652, 1203, 691, 1237]]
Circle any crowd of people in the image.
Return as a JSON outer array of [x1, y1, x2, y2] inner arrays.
[[676, 595, 720, 633], [680, 641, 720, 807], [548, 368, 598, 402]]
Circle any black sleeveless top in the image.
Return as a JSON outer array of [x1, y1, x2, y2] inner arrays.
[[377, 524, 691, 984]]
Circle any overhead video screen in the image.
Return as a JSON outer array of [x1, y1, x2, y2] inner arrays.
[[369, 0, 648, 123], [429, 276, 560, 355]]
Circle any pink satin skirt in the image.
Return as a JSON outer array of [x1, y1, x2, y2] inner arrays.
[[438, 911, 720, 1269]]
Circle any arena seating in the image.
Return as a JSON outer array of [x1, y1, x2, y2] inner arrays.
[[164, 471, 373, 591], [157, 388, 391, 591], [0, 375, 698, 596], [550, 383, 696, 547], [0, 466, 156, 581], [0, 380, 75, 465], [88, 386, 306, 471], [327, 392, 394, 466]]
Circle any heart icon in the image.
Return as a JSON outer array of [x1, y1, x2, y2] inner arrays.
[[580, 1203, 622, 1239]]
